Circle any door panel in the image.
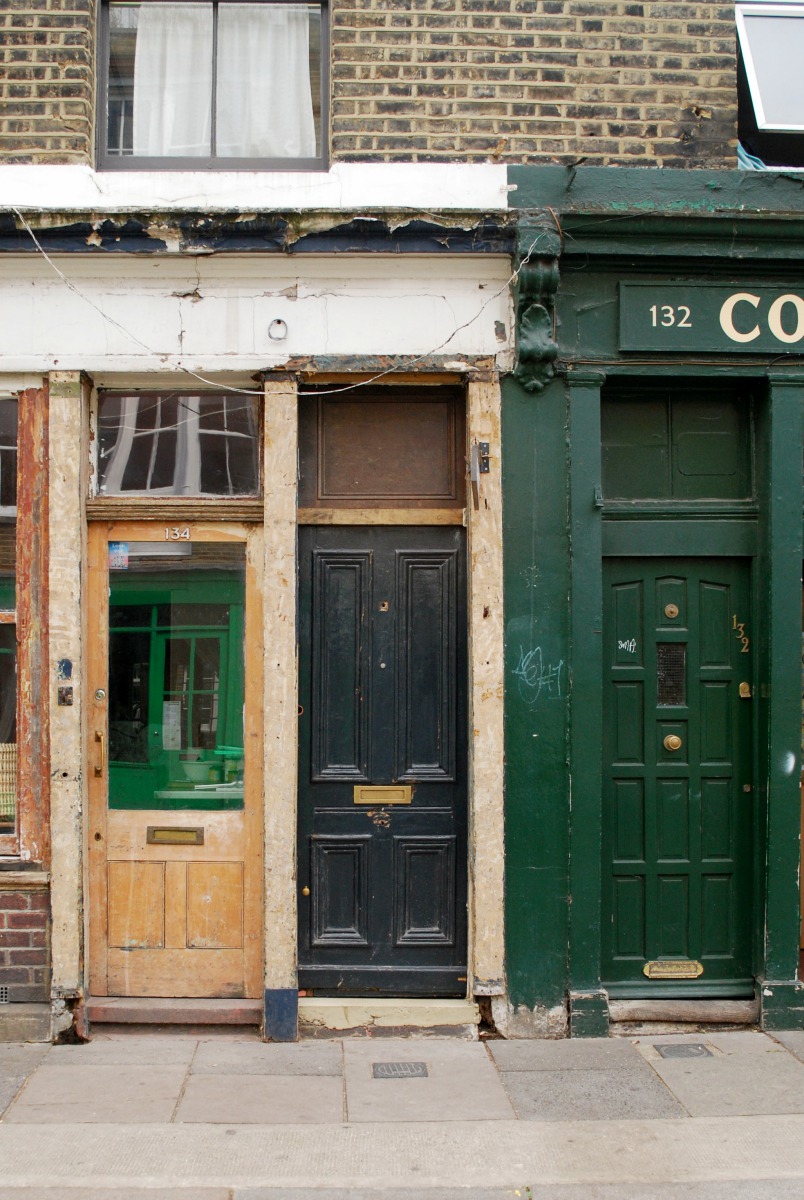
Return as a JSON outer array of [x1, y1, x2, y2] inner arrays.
[[88, 523, 262, 1000], [602, 557, 753, 995], [298, 526, 467, 995]]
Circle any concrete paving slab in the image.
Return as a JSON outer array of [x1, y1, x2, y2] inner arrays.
[[772, 1030, 804, 1062], [501, 1066, 686, 1121], [4, 1186, 804, 1200], [3, 1064, 187, 1124], [4, 1115, 804, 1189], [638, 1033, 804, 1116], [46, 1035, 197, 1066], [192, 1039, 342, 1076], [175, 1073, 344, 1123], [0, 1075, 27, 1116], [488, 1037, 642, 1071], [0, 1043, 51, 1074], [343, 1037, 515, 1122]]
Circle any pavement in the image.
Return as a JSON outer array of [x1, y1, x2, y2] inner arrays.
[[3, 1028, 804, 1197]]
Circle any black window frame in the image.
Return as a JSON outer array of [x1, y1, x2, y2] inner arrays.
[[97, 0, 329, 172]]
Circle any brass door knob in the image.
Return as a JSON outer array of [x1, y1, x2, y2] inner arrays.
[[301, 886, 310, 896], [663, 734, 683, 752]]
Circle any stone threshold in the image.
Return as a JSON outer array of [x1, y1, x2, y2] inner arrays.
[[299, 996, 480, 1037]]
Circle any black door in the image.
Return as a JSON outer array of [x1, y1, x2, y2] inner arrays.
[[298, 526, 468, 995]]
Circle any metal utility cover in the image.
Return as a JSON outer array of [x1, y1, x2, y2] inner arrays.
[[654, 1043, 713, 1059], [372, 1061, 428, 1078]]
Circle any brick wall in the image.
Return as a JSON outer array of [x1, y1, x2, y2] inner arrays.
[[0, 887, 50, 1003], [0, 0, 737, 170], [0, 0, 96, 164], [331, 0, 737, 165]]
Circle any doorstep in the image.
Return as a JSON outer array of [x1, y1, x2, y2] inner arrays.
[[86, 997, 263, 1025], [298, 996, 480, 1037]]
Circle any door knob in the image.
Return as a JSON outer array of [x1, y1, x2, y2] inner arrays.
[[301, 886, 310, 896], [663, 734, 682, 751]]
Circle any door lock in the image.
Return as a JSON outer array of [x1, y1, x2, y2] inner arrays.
[[663, 734, 683, 752]]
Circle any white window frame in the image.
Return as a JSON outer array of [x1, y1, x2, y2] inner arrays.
[[737, 2, 804, 132]]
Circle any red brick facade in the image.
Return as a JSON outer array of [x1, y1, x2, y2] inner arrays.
[[0, 887, 50, 1003]]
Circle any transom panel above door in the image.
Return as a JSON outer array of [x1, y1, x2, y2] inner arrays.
[[602, 557, 754, 997]]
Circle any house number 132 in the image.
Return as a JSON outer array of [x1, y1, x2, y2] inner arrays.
[[165, 527, 191, 541], [650, 304, 692, 328]]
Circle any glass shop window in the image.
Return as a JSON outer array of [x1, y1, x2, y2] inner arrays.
[[96, 392, 261, 497], [0, 399, 17, 838], [100, 0, 326, 169]]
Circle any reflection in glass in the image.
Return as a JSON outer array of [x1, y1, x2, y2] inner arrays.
[[0, 398, 17, 833], [0, 626, 16, 834], [97, 393, 260, 496], [108, 542, 245, 810]]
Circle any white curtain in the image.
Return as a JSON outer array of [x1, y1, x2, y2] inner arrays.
[[132, 2, 316, 160], [217, 3, 316, 158], [133, 4, 213, 157]]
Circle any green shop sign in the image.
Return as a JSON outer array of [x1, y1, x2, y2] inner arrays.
[[620, 283, 804, 353]]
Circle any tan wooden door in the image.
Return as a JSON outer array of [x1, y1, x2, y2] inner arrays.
[[87, 522, 263, 999]]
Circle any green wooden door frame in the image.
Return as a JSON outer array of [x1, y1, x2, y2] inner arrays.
[[567, 370, 607, 1036], [757, 372, 804, 1028]]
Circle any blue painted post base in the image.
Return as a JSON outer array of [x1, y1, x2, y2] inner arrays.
[[568, 990, 609, 1038], [263, 988, 299, 1042]]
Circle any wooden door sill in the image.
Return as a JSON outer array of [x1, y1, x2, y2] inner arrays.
[[87, 996, 262, 1025]]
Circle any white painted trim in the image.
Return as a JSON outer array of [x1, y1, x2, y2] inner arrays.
[[0, 162, 512, 214]]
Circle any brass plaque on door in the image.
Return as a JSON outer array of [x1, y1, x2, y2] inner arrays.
[[353, 785, 412, 805], [146, 826, 205, 846], [643, 959, 704, 980]]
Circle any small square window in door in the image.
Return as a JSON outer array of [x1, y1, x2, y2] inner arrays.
[[657, 643, 686, 707]]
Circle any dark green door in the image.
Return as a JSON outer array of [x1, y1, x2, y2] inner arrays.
[[298, 526, 468, 995], [602, 558, 754, 996]]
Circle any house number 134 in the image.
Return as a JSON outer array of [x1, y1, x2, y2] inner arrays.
[[165, 527, 191, 541]]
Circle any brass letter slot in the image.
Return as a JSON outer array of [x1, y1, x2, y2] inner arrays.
[[146, 826, 205, 846], [353, 785, 412, 805], [643, 959, 704, 980]]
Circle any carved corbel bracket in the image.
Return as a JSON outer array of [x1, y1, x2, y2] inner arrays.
[[513, 222, 561, 394]]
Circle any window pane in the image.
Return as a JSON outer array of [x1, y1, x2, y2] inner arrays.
[[97, 393, 260, 496], [0, 626, 17, 835], [109, 2, 213, 157], [0, 398, 17, 835], [738, 8, 804, 131], [216, 3, 318, 157], [106, 0, 322, 160]]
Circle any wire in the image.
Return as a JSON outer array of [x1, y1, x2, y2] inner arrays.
[[13, 207, 554, 397]]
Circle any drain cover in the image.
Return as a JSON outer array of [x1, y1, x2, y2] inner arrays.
[[654, 1043, 713, 1059], [372, 1061, 428, 1079]]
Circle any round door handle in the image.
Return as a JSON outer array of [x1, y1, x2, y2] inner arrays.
[[663, 734, 683, 752], [301, 886, 310, 897]]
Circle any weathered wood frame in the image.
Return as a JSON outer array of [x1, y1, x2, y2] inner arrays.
[[0, 384, 50, 862]]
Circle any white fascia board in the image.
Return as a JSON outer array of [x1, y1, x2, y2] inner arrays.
[[0, 252, 515, 375], [0, 162, 511, 214]]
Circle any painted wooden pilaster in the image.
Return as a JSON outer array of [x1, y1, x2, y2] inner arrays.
[[760, 372, 804, 1028], [466, 379, 506, 1007], [47, 371, 88, 1008], [262, 376, 300, 1040]]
